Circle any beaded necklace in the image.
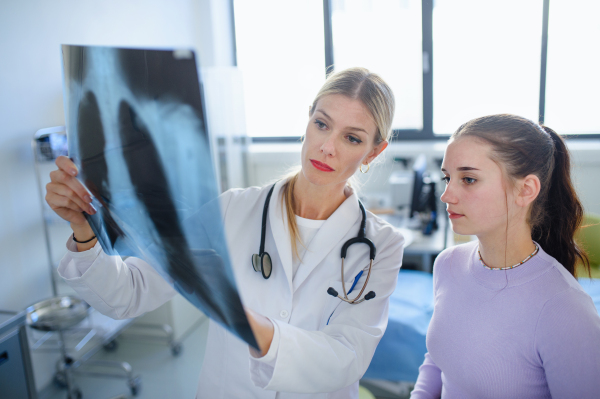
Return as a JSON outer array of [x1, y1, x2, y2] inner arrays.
[[478, 243, 539, 271]]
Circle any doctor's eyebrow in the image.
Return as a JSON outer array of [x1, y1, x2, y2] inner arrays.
[[441, 167, 481, 172], [315, 109, 368, 134], [315, 110, 332, 121]]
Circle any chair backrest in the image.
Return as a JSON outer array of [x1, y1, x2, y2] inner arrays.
[[358, 385, 376, 399], [576, 213, 600, 268]]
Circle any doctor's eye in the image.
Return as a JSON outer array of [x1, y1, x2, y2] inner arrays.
[[346, 135, 362, 144], [314, 119, 327, 130]]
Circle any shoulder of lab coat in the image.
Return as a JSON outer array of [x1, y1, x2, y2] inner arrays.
[[249, 203, 405, 393], [220, 184, 268, 213], [57, 237, 177, 319]]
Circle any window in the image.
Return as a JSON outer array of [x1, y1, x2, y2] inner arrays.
[[331, 0, 423, 130], [544, 0, 600, 134], [233, 0, 600, 139], [432, 0, 543, 134], [233, 0, 325, 138]]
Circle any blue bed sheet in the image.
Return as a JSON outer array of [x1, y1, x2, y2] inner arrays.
[[363, 269, 434, 382], [578, 278, 600, 313], [364, 273, 600, 383]]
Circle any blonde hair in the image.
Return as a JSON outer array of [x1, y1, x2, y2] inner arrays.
[[310, 67, 395, 143], [284, 67, 396, 260]]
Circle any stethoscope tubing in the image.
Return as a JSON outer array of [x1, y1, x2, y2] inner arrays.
[[259, 184, 275, 255], [339, 258, 374, 304], [253, 182, 377, 304]]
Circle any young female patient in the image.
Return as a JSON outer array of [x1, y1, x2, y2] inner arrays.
[[411, 114, 600, 399]]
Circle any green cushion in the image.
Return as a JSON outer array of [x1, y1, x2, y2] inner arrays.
[[575, 213, 600, 278], [358, 385, 376, 399]]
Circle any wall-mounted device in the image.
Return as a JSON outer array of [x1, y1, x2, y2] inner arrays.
[[389, 154, 438, 235]]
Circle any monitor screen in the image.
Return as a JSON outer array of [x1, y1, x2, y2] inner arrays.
[[410, 154, 428, 218]]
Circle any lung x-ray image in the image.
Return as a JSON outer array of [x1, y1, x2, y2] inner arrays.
[[61, 44, 256, 348]]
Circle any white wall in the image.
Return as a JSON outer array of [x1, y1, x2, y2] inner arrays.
[[0, 0, 234, 390]]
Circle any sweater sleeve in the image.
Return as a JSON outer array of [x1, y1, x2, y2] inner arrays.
[[410, 248, 451, 399], [410, 353, 442, 399], [535, 286, 600, 399]]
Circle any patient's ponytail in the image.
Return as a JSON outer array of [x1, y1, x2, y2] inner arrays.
[[452, 114, 589, 277], [532, 127, 588, 276]]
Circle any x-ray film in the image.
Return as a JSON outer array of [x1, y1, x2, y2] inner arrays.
[[61, 45, 257, 349]]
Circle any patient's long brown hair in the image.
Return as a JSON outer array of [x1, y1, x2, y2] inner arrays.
[[452, 114, 589, 277]]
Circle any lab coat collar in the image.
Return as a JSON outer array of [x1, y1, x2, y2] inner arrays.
[[293, 189, 360, 292], [269, 180, 294, 292], [269, 181, 362, 294], [293, 184, 362, 293]]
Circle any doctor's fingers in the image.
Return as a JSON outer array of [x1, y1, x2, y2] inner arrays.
[[49, 168, 93, 204], [44, 190, 90, 225], [55, 156, 78, 176], [45, 182, 95, 215]]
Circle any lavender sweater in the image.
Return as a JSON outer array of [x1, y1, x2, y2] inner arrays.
[[411, 241, 600, 399]]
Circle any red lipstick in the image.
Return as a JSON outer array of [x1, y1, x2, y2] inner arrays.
[[310, 159, 335, 172]]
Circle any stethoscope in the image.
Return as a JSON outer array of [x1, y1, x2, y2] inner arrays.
[[252, 184, 377, 304]]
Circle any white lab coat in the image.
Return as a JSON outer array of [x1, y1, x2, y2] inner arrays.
[[58, 180, 405, 398]]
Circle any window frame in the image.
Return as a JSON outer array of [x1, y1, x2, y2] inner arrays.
[[232, 0, 600, 143]]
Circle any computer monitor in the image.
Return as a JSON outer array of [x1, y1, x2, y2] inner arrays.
[[409, 154, 438, 234], [409, 154, 428, 218]]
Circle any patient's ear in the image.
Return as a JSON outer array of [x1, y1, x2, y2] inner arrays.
[[516, 174, 541, 208]]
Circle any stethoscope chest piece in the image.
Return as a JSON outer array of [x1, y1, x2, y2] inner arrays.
[[252, 184, 276, 280], [252, 252, 272, 279]]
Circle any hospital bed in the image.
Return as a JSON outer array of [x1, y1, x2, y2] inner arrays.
[[364, 269, 433, 382]]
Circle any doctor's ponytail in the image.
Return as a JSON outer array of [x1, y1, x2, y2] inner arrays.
[[282, 173, 302, 261]]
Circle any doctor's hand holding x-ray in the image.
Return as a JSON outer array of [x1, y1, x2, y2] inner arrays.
[[45, 67, 405, 399]]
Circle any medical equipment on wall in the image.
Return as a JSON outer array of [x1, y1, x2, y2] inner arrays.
[[252, 183, 376, 304], [389, 170, 413, 211], [389, 154, 439, 235]]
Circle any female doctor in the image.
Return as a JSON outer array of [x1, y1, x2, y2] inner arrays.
[[46, 67, 405, 398]]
